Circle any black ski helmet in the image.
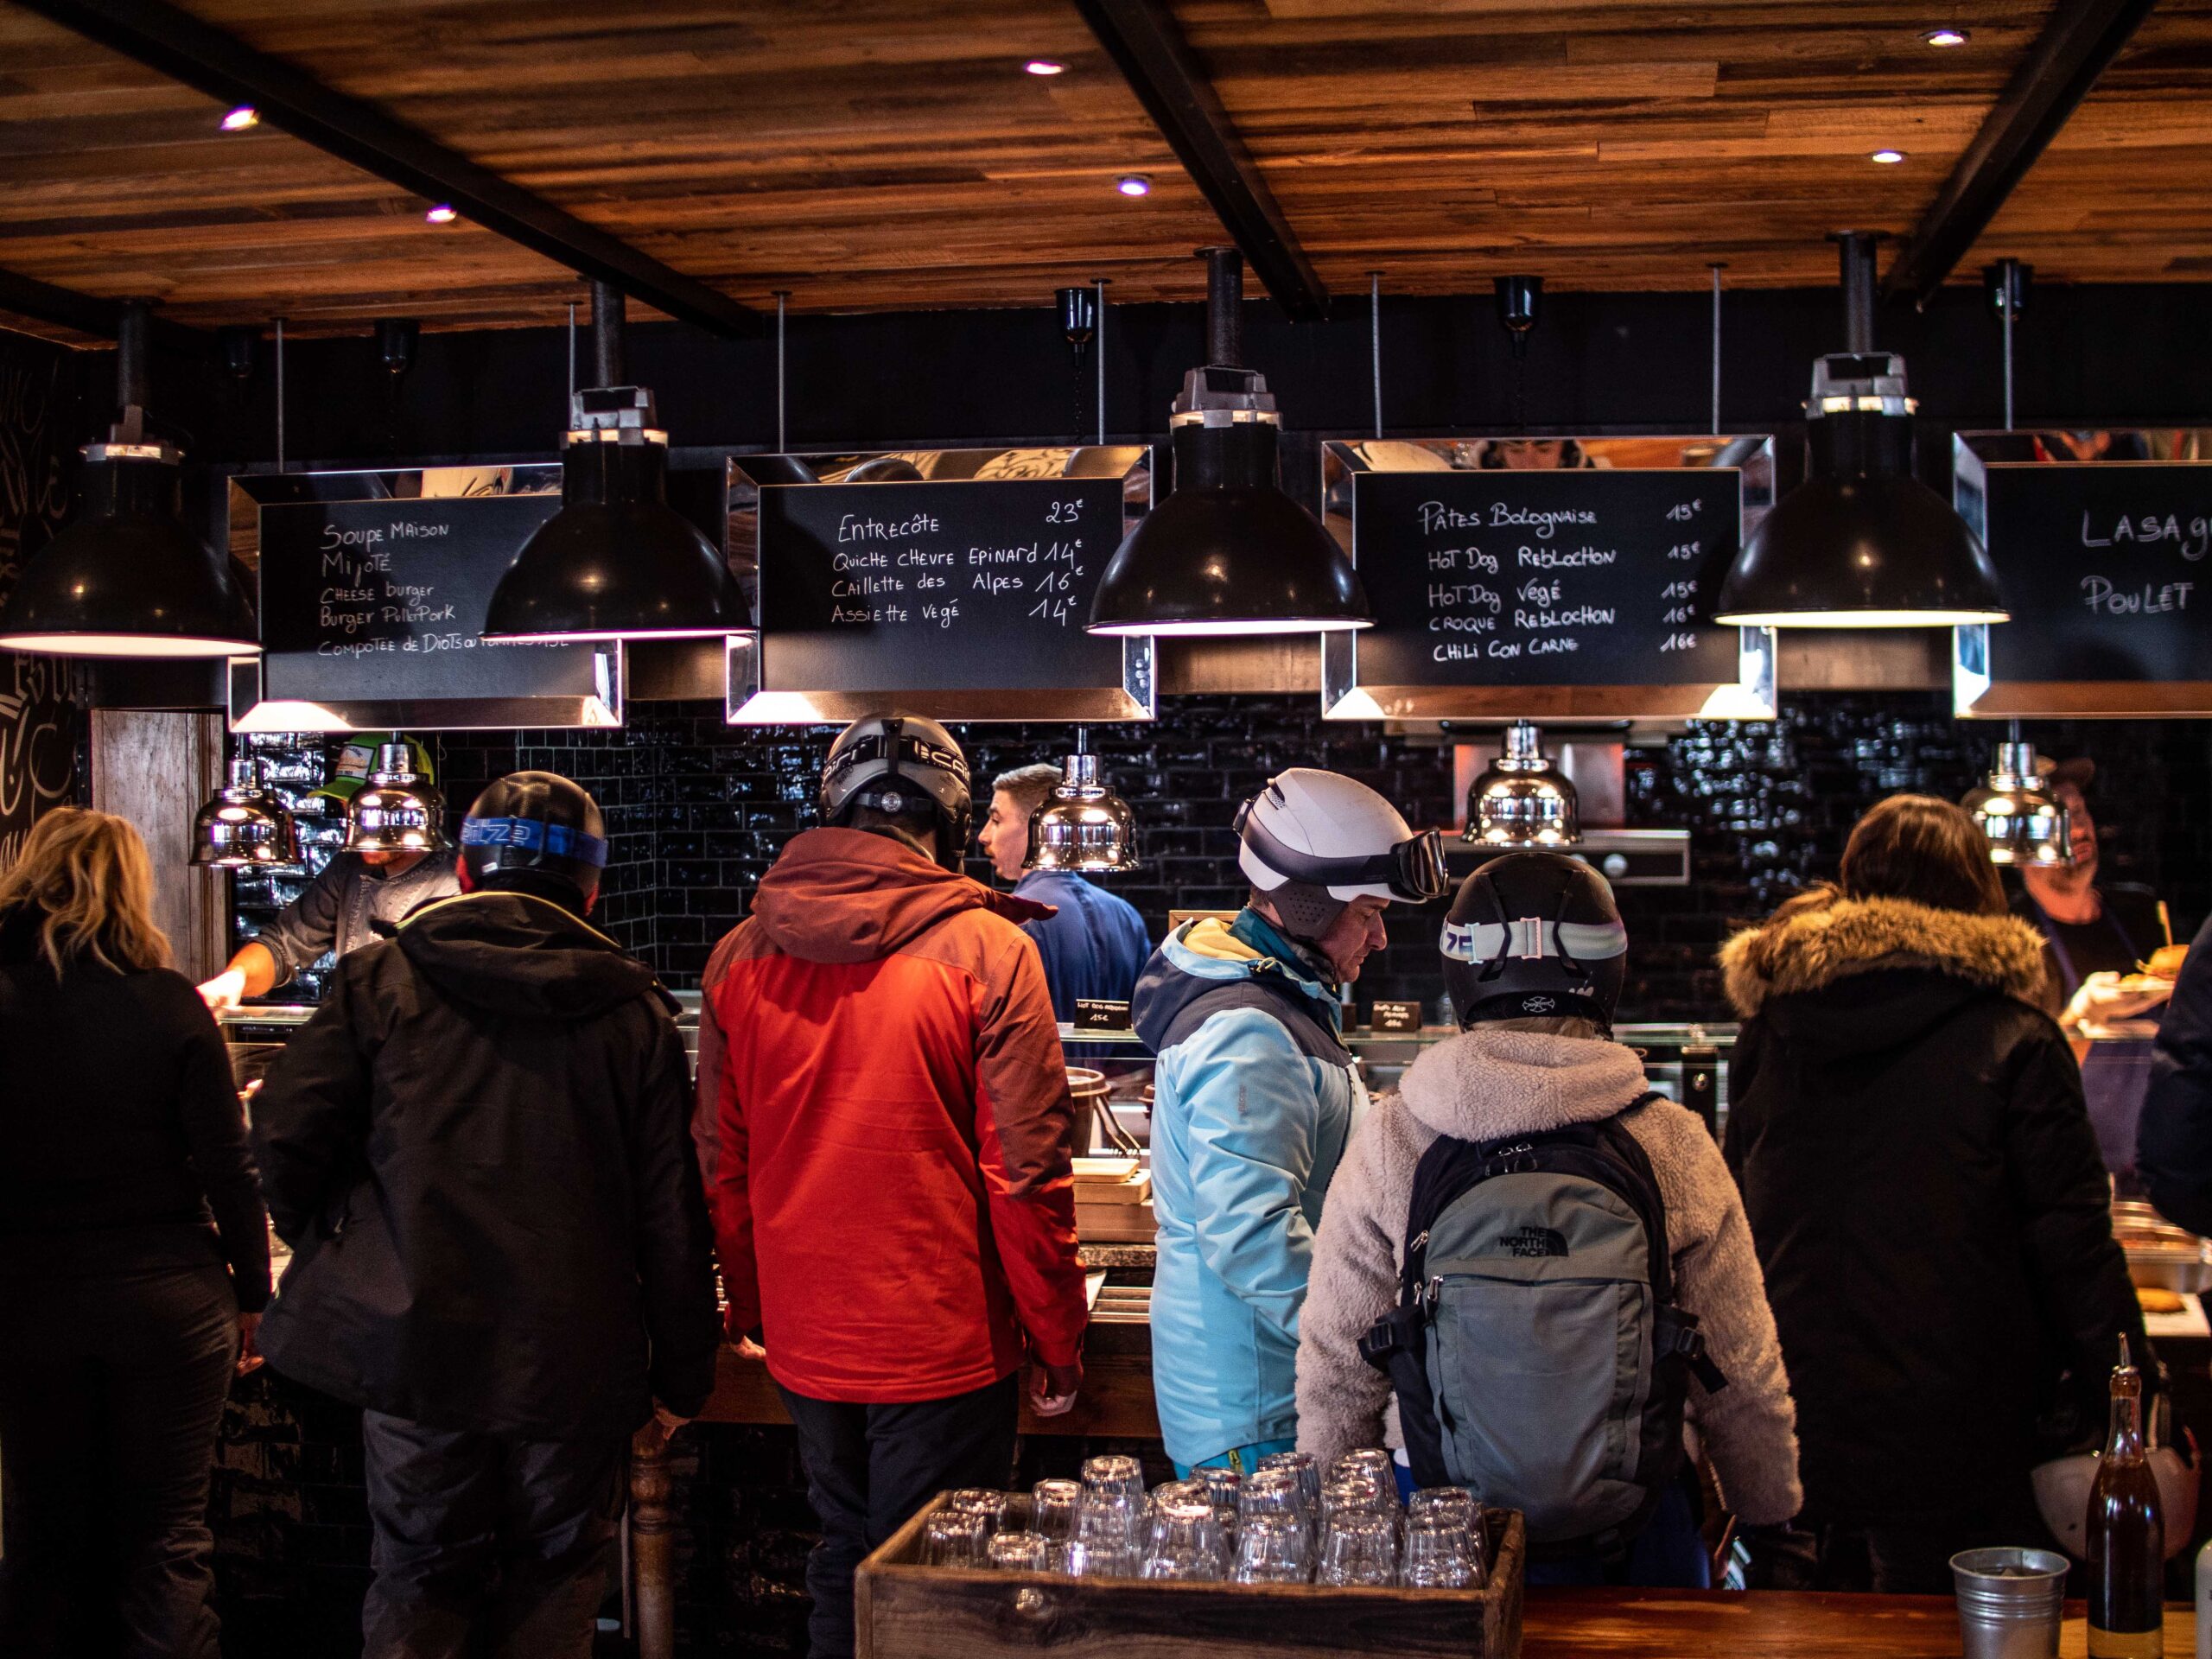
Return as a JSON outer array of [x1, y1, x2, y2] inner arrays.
[[1440, 850, 1628, 1030], [458, 771, 608, 899], [820, 714, 972, 872]]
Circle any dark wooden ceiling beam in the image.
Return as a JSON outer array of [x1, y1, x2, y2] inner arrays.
[[16, 0, 761, 338], [0, 264, 205, 352], [1884, 0, 2158, 306], [1072, 0, 1331, 321]]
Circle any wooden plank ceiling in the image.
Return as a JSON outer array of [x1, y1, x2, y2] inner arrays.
[[0, 0, 2208, 338]]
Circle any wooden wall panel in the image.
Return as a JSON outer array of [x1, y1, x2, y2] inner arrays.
[[90, 709, 226, 982]]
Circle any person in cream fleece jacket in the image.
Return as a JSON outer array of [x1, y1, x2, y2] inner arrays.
[[1294, 852, 1801, 1585]]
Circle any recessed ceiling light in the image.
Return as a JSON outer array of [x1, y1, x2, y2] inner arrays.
[[220, 106, 259, 131], [425, 203, 459, 223], [1025, 59, 1065, 76], [1871, 149, 1907, 165], [1116, 175, 1153, 197], [1923, 26, 1969, 46]]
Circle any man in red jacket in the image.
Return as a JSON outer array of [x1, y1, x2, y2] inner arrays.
[[695, 715, 1086, 1659]]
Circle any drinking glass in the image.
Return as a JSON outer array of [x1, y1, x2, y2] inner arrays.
[[1408, 1488, 1484, 1583], [1330, 1449, 1398, 1491], [1321, 1473, 1393, 1525], [1196, 1465, 1242, 1539], [946, 1488, 1011, 1535], [1142, 1497, 1227, 1582], [919, 1510, 988, 1567], [1402, 1512, 1478, 1588], [1068, 1494, 1143, 1579], [1149, 1478, 1209, 1514], [1232, 1515, 1313, 1584], [1081, 1454, 1145, 1506], [987, 1532, 1051, 1573], [1317, 1511, 1400, 1587], [1255, 1451, 1321, 1520], [1031, 1479, 1083, 1546]]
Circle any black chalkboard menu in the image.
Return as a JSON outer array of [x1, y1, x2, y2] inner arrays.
[[1321, 442, 1775, 720], [1953, 435, 2212, 715], [731, 463, 1154, 721], [227, 467, 623, 732]]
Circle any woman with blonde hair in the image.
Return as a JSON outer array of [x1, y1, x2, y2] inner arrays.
[[1722, 793, 2142, 1592], [0, 807, 270, 1657]]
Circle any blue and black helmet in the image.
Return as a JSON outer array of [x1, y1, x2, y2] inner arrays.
[[459, 771, 608, 898]]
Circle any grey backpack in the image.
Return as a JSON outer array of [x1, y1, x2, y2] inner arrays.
[[1358, 1098, 1726, 1558]]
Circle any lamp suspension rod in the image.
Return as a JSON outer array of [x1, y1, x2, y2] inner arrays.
[[1095, 277, 1109, 446], [774, 289, 790, 452], [116, 299, 150, 411], [1708, 264, 1724, 436], [1999, 257, 2018, 432], [591, 279, 626, 388], [1835, 231, 1880, 354], [1203, 245, 1243, 369], [1370, 271, 1383, 440], [274, 315, 286, 473], [566, 301, 576, 407]]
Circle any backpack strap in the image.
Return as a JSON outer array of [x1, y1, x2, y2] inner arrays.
[[1608, 1091, 1730, 1395]]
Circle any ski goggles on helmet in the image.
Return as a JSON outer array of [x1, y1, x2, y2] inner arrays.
[[460, 815, 609, 868], [1440, 915, 1628, 965], [822, 723, 970, 796], [1233, 798, 1448, 904]]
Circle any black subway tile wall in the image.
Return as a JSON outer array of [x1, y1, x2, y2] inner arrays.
[[232, 692, 2210, 1023]]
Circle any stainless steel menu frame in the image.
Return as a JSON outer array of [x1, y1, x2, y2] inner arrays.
[[225, 465, 624, 733], [1317, 435, 1777, 721], [723, 445, 1155, 724], [1952, 427, 2212, 717]]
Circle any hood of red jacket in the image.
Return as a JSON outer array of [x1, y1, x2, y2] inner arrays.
[[752, 826, 1054, 963]]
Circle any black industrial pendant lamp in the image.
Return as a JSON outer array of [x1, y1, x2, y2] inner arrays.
[[484, 281, 747, 642], [1087, 247, 1369, 637], [0, 302, 260, 658], [1713, 232, 2007, 628]]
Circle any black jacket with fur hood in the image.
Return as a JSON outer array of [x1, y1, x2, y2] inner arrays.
[[1722, 892, 2144, 1528]]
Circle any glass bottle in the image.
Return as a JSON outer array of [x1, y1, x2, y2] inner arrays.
[[2088, 1335, 2164, 1659]]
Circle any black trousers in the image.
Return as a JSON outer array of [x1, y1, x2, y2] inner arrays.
[[359, 1411, 627, 1659], [0, 1261, 240, 1659], [779, 1372, 1020, 1659], [1806, 1485, 2051, 1595]]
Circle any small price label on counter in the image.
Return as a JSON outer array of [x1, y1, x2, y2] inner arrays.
[[1369, 1000, 1426, 1033], [1073, 999, 1132, 1033]]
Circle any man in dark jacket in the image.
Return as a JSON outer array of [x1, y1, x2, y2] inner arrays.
[[2139, 914, 2212, 1234], [254, 772, 719, 1659]]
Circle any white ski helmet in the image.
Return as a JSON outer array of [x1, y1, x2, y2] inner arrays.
[[1235, 767, 1446, 939]]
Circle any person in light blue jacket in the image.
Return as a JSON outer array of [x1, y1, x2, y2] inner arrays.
[[1132, 769, 1446, 1475]]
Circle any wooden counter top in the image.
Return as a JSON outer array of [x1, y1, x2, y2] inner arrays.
[[1520, 1589, 2192, 1657]]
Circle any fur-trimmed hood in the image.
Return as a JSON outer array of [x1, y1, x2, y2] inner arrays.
[[1398, 1025, 1651, 1143], [1722, 892, 2047, 1019]]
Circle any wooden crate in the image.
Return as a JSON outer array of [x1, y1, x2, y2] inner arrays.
[[857, 1494, 1525, 1659]]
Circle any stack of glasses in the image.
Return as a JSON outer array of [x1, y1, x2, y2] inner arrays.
[[913, 1450, 1488, 1589]]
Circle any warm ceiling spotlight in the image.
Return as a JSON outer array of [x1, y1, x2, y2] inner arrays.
[[1025, 58, 1066, 75], [1116, 175, 1153, 197], [1923, 26, 1969, 46], [1871, 149, 1907, 164], [425, 203, 459, 224], [220, 105, 260, 131]]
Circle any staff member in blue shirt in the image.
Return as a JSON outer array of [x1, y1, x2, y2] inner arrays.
[[977, 763, 1151, 1023]]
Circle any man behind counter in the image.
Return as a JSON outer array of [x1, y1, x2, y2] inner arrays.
[[976, 761, 1151, 1023], [198, 738, 459, 1010], [2013, 755, 2173, 1027]]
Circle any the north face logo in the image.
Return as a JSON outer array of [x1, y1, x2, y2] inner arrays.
[[1503, 1225, 1569, 1258]]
